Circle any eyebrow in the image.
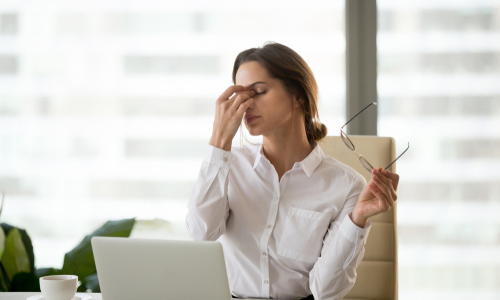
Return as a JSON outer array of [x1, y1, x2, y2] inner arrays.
[[247, 81, 267, 89]]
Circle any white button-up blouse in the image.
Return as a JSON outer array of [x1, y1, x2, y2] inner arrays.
[[186, 143, 371, 300]]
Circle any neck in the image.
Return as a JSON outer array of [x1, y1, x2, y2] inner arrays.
[[262, 123, 313, 180]]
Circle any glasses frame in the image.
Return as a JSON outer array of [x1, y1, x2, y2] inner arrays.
[[340, 102, 410, 173]]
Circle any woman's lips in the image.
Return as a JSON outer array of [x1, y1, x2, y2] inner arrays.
[[245, 115, 259, 124]]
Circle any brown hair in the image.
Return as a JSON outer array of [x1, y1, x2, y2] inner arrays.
[[232, 42, 327, 146]]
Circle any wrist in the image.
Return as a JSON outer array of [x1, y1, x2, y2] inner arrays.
[[209, 135, 232, 151], [351, 207, 368, 228]]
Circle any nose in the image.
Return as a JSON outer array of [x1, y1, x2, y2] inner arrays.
[[246, 99, 254, 110]]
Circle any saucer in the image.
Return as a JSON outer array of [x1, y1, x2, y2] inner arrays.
[[27, 294, 92, 300]]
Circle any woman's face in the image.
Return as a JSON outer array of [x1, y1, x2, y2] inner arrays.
[[235, 61, 300, 137]]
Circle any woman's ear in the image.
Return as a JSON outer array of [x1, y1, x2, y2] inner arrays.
[[293, 95, 304, 109]]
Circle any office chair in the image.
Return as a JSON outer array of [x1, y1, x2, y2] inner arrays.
[[319, 136, 398, 300]]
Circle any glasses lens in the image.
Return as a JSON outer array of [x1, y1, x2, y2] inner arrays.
[[340, 131, 355, 151], [359, 156, 374, 172]]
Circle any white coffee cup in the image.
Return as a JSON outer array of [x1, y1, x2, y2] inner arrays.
[[39, 275, 78, 300]]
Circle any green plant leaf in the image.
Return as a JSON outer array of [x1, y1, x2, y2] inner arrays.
[[60, 218, 135, 289], [0, 223, 35, 292], [10, 272, 40, 292], [0, 227, 5, 260], [0, 191, 5, 262], [0, 224, 35, 273], [18, 229, 35, 274], [1, 228, 30, 281], [0, 262, 10, 291], [0, 227, 6, 291]]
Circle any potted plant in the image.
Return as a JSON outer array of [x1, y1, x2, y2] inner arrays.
[[0, 191, 136, 292]]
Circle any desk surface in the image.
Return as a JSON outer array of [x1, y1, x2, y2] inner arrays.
[[0, 293, 258, 300], [0, 293, 102, 300]]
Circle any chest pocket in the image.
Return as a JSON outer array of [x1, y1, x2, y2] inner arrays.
[[277, 207, 331, 264]]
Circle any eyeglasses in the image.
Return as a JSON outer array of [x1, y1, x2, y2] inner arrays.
[[340, 102, 410, 173]]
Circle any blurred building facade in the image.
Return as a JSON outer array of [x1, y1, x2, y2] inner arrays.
[[378, 1, 500, 299], [0, 0, 345, 270]]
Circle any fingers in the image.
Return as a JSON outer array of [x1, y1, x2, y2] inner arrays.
[[210, 86, 256, 150], [374, 169, 397, 201], [368, 183, 391, 213], [217, 85, 247, 103], [231, 89, 255, 112], [370, 168, 397, 210], [381, 168, 400, 190], [217, 85, 254, 116], [236, 98, 254, 117], [371, 179, 393, 208]]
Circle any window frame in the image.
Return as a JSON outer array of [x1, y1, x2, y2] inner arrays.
[[345, 0, 378, 135]]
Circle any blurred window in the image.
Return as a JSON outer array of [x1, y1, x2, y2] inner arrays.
[[0, 1, 345, 268], [378, 1, 500, 299]]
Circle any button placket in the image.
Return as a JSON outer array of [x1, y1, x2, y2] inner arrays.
[[256, 160, 283, 298], [259, 180, 280, 298], [278, 175, 289, 198], [260, 197, 278, 297]]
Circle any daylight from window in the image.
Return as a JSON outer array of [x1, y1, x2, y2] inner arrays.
[[0, 0, 345, 269], [378, 1, 500, 299]]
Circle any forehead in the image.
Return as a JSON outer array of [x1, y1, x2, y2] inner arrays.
[[235, 61, 272, 86]]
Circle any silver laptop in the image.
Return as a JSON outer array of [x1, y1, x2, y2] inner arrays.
[[91, 237, 232, 300]]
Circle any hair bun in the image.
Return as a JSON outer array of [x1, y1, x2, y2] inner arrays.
[[308, 121, 327, 145]]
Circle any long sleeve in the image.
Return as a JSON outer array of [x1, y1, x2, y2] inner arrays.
[[309, 176, 372, 300], [185, 144, 374, 299], [185, 146, 233, 241]]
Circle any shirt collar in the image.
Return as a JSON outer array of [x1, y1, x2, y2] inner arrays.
[[252, 144, 324, 177], [252, 144, 264, 169], [299, 144, 323, 177]]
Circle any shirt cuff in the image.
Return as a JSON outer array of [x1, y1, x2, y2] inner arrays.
[[204, 145, 233, 167], [339, 214, 372, 245]]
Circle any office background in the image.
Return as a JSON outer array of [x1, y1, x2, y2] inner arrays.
[[0, 0, 498, 299]]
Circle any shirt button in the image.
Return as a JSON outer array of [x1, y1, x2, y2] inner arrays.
[[264, 280, 269, 284], [262, 251, 267, 256], [273, 195, 278, 201], [360, 235, 364, 239], [223, 157, 228, 162], [267, 225, 272, 229]]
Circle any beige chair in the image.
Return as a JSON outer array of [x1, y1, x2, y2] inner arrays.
[[319, 136, 398, 300]]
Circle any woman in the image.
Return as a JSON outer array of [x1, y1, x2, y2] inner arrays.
[[186, 42, 399, 300]]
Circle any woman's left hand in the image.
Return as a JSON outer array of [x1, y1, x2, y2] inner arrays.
[[351, 168, 400, 228]]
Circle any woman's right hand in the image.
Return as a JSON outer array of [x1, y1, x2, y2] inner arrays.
[[209, 85, 255, 151]]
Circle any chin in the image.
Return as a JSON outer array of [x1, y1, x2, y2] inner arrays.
[[244, 125, 262, 137], [247, 129, 261, 136]]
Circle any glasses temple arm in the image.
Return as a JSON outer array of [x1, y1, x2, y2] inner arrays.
[[341, 102, 377, 128], [384, 142, 410, 170]]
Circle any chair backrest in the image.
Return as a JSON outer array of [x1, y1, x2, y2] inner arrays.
[[318, 135, 398, 300]]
